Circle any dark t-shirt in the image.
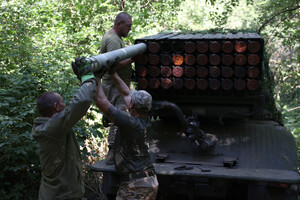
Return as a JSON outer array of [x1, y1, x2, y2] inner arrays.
[[112, 109, 154, 175]]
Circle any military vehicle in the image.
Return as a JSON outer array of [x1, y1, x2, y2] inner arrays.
[[91, 32, 300, 200]]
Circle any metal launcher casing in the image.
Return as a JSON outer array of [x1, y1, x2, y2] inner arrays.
[[134, 32, 265, 120]]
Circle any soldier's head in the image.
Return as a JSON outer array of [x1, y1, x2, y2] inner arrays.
[[113, 12, 132, 38], [129, 90, 152, 116], [36, 92, 65, 117]]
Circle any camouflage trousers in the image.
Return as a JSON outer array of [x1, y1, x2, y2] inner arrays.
[[102, 83, 129, 145], [116, 175, 159, 200]]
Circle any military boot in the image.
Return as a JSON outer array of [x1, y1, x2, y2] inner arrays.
[[105, 145, 114, 165]]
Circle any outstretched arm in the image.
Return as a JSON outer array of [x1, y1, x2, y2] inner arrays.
[[111, 72, 131, 108], [94, 81, 116, 123]]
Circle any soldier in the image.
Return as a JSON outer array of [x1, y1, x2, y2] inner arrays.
[[31, 58, 104, 200], [94, 62, 159, 200], [100, 12, 135, 164]]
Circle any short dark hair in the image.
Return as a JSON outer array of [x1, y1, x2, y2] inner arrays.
[[36, 92, 60, 117], [114, 12, 131, 25]]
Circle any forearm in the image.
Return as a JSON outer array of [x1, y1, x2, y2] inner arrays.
[[111, 73, 131, 108], [68, 78, 97, 116], [94, 81, 114, 121], [116, 58, 132, 70], [111, 73, 130, 97]]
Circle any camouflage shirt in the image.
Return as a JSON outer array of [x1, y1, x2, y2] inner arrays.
[[112, 109, 154, 175], [100, 30, 132, 86]]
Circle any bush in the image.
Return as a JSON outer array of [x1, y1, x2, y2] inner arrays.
[[0, 71, 41, 199]]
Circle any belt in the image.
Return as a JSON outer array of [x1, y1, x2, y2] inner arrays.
[[121, 170, 155, 182]]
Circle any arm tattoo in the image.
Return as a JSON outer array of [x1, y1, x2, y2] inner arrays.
[[106, 105, 117, 122]]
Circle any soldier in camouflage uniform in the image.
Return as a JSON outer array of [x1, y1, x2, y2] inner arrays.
[[100, 12, 135, 165], [94, 65, 159, 200]]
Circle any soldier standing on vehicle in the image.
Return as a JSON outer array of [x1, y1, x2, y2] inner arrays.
[[31, 58, 105, 200], [94, 62, 159, 200], [100, 12, 135, 165]]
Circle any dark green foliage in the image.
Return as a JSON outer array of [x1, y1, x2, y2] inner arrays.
[[0, 2, 42, 199], [0, 72, 41, 199]]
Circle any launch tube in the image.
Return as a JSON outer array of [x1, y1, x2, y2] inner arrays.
[[87, 43, 147, 72]]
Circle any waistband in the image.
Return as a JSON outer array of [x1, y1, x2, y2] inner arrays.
[[121, 170, 155, 182]]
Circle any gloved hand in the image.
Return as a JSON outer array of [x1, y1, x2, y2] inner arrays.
[[93, 66, 107, 79], [107, 57, 120, 75], [72, 56, 94, 82]]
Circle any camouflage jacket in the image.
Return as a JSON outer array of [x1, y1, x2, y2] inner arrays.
[[31, 78, 97, 200]]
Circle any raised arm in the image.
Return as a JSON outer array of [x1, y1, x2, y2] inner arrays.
[[106, 58, 132, 108], [94, 81, 117, 123], [111, 72, 131, 108]]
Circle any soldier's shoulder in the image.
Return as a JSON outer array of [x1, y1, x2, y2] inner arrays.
[[102, 30, 119, 41]]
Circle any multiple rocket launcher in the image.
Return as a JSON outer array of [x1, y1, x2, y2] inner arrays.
[[134, 32, 264, 100]]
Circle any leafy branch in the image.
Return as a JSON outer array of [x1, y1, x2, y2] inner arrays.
[[258, 4, 300, 34]]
